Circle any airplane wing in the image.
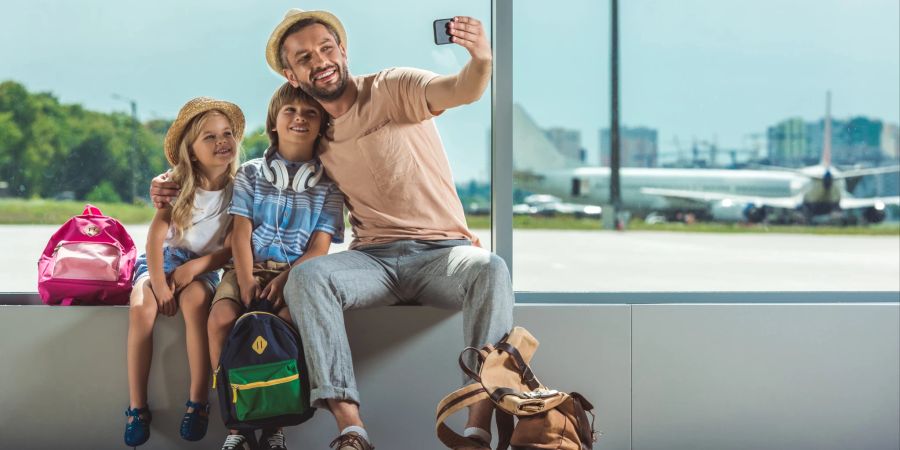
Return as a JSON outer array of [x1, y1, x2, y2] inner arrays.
[[640, 187, 802, 210], [839, 196, 900, 210], [836, 165, 900, 179]]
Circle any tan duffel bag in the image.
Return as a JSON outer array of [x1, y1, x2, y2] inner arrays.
[[435, 327, 598, 450]]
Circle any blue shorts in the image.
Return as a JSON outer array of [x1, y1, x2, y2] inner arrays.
[[133, 247, 221, 292]]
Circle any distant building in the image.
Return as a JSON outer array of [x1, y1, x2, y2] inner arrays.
[[768, 116, 896, 167], [599, 127, 658, 167], [881, 123, 900, 160], [544, 127, 585, 163], [767, 118, 812, 166]]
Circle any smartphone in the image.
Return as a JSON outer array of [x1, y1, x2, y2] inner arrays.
[[433, 18, 453, 45]]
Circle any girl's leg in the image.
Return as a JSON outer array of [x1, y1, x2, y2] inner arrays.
[[127, 278, 158, 411], [180, 281, 212, 405]]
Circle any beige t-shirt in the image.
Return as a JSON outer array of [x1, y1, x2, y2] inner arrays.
[[319, 67, 479, 249]]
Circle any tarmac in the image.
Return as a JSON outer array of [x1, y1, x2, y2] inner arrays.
[[2, 225, 898, 293]]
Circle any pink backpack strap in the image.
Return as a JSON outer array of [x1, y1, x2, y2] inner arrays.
[[82, 204, 103, 216], [60, 297, 78, 306]]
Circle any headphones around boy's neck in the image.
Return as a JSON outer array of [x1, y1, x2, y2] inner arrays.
[[260, 146, 324, 193]]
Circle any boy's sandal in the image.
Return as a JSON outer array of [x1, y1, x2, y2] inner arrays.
[[180, 400, 211, 441], [124, 405, 152, 447]]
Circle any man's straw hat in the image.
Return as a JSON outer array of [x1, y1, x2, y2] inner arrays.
[[163, 97, 245, 166], [266, 8, 347, 75]]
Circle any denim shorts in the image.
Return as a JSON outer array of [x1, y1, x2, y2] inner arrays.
[[132, 246, 221, 292]]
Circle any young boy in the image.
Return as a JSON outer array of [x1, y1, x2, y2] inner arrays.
[[208, 83, 345, 450]]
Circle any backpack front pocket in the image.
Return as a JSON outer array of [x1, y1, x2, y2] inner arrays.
[[51, 241, 121, 281], [229, 359, 304, 421]]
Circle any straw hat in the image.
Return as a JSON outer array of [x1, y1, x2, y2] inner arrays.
[[163, 97, 245, 166], [266, 8, 347, 75]]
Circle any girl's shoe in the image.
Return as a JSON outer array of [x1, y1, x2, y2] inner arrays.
[[180, 400, 210, 441], [124, 405, 152, 447]]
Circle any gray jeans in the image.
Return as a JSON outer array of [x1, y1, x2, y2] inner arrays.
[[283, 239, 514, 408]]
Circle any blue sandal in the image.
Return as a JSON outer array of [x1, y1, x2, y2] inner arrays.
[[124, 405, 152, 447], [180, 400, 210, 441]]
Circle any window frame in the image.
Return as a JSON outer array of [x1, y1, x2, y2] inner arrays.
[[489, 0, 899, 304]]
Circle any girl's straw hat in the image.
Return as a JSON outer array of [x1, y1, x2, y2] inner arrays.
[[266, 8, 347, 75], [163, 97, 245, 166]]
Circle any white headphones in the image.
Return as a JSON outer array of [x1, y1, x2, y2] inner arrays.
[[260, 146, 324, 192]]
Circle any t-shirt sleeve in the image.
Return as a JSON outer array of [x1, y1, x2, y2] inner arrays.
[[379, 67, 441, 124], [313, 182, 345, 244], [228, 163, 256, 219]]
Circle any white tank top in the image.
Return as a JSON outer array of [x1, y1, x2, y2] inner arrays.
[[165, 185, 232, 256]]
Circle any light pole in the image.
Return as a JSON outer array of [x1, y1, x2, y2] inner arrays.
[[606, 0, 623, 229], [112, 94, 139, 202]]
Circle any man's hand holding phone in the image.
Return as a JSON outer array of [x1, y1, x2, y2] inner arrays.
[[434, 16, 492, 63]]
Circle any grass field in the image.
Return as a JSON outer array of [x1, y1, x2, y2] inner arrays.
[[2, 199, 898, 235], [0, 199, 156, 224]]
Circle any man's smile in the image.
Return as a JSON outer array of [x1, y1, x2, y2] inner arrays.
[[313, 67, 338, 84]]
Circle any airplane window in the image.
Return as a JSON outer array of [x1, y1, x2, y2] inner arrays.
[[0, 0, 491, 292], [511, 0, 900, 292]]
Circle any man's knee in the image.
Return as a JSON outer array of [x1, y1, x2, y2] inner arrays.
[[286, 257, 331, 303], [486, 253, 511, 280]]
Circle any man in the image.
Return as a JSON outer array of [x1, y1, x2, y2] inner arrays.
[[153, 9, 512, 450]]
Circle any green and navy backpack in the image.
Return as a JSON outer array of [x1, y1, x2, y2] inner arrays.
[[214, 300, 314, 430]]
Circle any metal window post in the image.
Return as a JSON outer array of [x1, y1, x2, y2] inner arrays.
[[491, 0, 514, 277]]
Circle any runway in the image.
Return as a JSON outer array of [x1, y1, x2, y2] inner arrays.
[[2, 225, 898, 293]]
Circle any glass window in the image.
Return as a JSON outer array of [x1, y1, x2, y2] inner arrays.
[[0, 0, 490, 292], [512, 0, 900, 292]]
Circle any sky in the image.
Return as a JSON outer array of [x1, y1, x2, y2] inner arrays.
[[2, 0, 898, 181]]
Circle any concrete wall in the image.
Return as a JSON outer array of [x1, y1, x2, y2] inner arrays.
[[0, 302, 897, 450]]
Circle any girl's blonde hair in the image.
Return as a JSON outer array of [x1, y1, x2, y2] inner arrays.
[[168, 110, 240, 240]]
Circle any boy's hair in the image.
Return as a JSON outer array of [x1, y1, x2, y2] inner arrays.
[[265, 83, 329, 149], [170, 110, 240, 240]]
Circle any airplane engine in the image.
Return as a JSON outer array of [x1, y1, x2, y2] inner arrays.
[[743, 204, 767, 223], [863, 205, 886, 223]]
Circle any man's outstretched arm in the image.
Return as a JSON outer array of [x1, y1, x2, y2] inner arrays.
[[425, 16, 492, 113]]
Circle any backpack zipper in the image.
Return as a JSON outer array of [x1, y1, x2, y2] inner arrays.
[[231, 373, 299, 403]]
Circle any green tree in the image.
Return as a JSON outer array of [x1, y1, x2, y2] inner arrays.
[[243, 126, 270, 160], [86, 180, 123, 203]]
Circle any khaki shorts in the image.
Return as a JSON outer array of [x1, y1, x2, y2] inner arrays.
[[211, 261, 291, 307]]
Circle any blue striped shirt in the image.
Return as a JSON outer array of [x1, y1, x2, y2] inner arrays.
[[229, 155, 345, 263]]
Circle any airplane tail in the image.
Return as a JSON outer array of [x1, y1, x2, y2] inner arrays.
[[821, 91, 832, 168], [513, 104, 582, 173]]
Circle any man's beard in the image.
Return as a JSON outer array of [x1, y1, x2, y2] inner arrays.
[[300, 62, 349, 102]]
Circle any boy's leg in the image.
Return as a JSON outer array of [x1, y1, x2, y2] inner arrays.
[[127, 278, 158, 410], [283, 248, 400, 426], [208, 271, 249, 439], [180, 280, 212, 406], [208, 270, 243, 369], [398, 241, 514, 435]]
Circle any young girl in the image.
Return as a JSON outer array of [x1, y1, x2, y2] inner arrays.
[[124, 97, 244, 448]]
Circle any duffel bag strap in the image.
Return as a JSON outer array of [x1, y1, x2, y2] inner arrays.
[[458, 346, 490, 383], [435, 383, 491, 449], [495, 342, 540, 390], [496, 410, 514, 450], [570, 392, 598, 449]]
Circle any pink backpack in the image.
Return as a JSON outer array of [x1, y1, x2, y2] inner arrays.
[[37, 204, 137, 305]]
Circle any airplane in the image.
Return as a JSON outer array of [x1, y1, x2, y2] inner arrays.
[[513, 94, 900, 224]]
